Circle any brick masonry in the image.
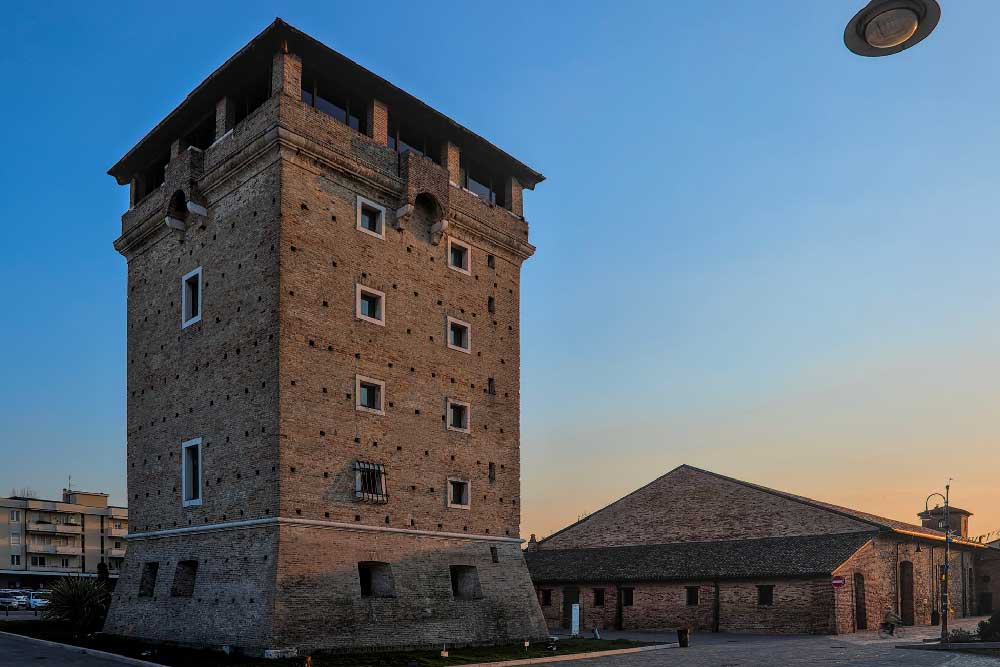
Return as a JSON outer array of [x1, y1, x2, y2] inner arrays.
[[106, 24, 546, 654]]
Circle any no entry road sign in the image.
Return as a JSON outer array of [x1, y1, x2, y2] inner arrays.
[[832, 575, 846, 589]]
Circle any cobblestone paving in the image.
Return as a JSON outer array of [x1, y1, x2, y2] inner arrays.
[[0, 631, 136, 667]]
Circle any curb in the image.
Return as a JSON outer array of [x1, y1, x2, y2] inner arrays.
[[896, 641, 1000, 651], [452, 644, 676, 667], [0, 629, 164, 667]]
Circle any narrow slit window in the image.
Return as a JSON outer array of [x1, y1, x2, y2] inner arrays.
[[686, 586, 700, 606], [540, 589, 552, 606], [487, 296, 496, 314], [181, 267, 202, 328], [181, 438, 203, 507], [622, 587, 634, 607]]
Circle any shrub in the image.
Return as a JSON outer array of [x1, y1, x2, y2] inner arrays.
[[947, 629, 978, 644], [979, 611, 1000, 642], [42, 576, 111, 635]]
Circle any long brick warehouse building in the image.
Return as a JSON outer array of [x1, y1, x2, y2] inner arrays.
[[105, 19, 548, 655], [527, 465, 1000, 635]]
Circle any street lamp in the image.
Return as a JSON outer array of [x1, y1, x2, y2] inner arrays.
[[844, 0, 941, 57], [925, 484, 951, 645]]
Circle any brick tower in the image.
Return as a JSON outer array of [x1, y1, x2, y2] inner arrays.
[[106, 19, 547, 655]]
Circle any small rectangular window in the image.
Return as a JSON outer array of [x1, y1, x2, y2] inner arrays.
[[490, 546, 499, 563], [450, 565, 482, 600], [139, 562, 159, 597], [354, 461, 389, 503], [181, 267, 203, 328], [356, 284, 385, 326], [622, 587, 634, 607], [686, 586, 700, 606], [60, 557, 70, 568], [9, 510, 20, 522], [10, 533, 20, 545], [487, 296, 496, 314], [356, 375, 385, 414], [358, 561, 396, 598], [540, 589, 552, 606], [31, 555, 46, 567], [447, 478, 470, 509], [757, 585, 774, 606], [182, 438, 203, 507], [488, 462, 496, 483], [447, 398, 470, 433], [487, 378, 496, 395], [10, 555, 20, 566], [356, 196, 386, 239], [170, 560, 198, 597], [447, 317, 471, 353], [593, 588, 605, 607], [487, 254, 495, 269], [447, 238, 471, 274]]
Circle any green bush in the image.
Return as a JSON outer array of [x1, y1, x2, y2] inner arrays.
[[42, 576, 111, 635], [979, 611, 1000, 642], [947, 629, 978, 643]]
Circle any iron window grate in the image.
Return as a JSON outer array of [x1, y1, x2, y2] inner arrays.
[[354, 461, 389, 503]]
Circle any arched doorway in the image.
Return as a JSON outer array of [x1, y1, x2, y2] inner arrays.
[[900, 561, 915, 626], [854, 573, 868, 630]]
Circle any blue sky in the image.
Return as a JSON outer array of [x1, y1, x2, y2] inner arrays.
[[3, 2, 1000, 538]]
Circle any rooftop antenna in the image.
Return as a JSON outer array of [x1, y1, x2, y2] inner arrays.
[[67, 475, 73, 492]]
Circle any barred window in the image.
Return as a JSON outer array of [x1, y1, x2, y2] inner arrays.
[[354, 461, 389, 503]]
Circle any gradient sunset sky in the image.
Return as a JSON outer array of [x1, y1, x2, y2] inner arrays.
[[2, 2, 999, 541]]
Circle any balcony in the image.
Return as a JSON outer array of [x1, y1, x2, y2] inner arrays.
[[27, 521, 81, 534], [26, 544, 82, 555], [107, 527, 128, 537], [107, 548, 126, 558]]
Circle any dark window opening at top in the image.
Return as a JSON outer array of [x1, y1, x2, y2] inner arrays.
[[461, 157, 508, 209], [135, 153, 169, 203], [301, 66, 366, 134], [387, 115, 441, 165], [757, 585, 774, 606], [184, 112, 216, 151], [228, 67, 270, 130]]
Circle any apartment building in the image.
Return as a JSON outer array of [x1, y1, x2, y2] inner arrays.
[[1, 490, 128, 589], [105, 18, 547, 655]]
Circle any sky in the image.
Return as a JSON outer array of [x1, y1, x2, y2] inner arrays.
[[2, 1, 999, 542]]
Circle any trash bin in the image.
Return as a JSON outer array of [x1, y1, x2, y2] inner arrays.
[[677, 627, 690, 648]]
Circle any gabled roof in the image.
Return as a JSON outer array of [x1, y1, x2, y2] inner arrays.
[[109, 18, 544, 188], [526, 532, 875, 583], [536, 464, 984, 549]]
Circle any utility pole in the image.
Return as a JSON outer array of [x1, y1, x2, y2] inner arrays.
[[941, 483, 950, 644]]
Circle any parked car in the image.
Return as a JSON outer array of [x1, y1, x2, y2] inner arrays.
[[29, 591, 50, 609], [0, 590, 25, 609]]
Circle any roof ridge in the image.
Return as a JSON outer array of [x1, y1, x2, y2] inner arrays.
[[531, 530, 880, 554]]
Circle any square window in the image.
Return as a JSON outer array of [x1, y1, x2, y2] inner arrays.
[[358, 561, 396, 598], [10, 533, 20, 545], [181, 267, 202, 328], [60, 557, 70, 568], [686, 586, 700, 606], [540, 589, 552, 606], [138, 562, 159, 597], [10, 555, 20, 566], [171, 560, 198, 597], [354, 461, 389, 503], [447, 237, 471, 274], [446, 398, 470, 433], [31, 555, 46, 567], [757, 585, 774, 606], [621, 587, 634, 607], [447, 317, 471, 353], [356, 196, 385, 239], [447, 478, 470, 509], [181, 438, 203, 507], [355, 284, 385, 326], [356, 375, 385, 414], [450, 565, 482, 600], [593, 588, 605, 607]]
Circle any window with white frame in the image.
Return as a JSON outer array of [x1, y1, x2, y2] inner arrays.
[[355, 284, 385, 326], [354, 461, 389, 503], [60, 557, 70, 568], [181, 267, 203, 328], [447, 237, 471, 274], [181, 438, 203, 507], [447, 316, 471, 353], [10, 555, 20, 566], [356, 196, 386, 239], [31, 555, 46, 567], [447, 478, 471, 509], [446, 398, 470, 433], [356, 375, 385, 414], [10, 532, 20, 545], [9, 510, 19, 522]]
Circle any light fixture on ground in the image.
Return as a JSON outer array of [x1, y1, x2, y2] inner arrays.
[[844, 0, 941, 57]]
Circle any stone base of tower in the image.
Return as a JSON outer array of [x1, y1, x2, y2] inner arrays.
[[271, 522, 548, 653], [104, 520, 547, 655]]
